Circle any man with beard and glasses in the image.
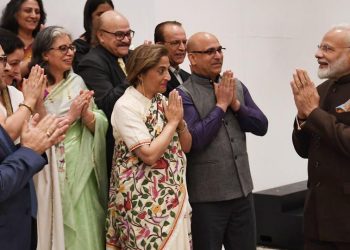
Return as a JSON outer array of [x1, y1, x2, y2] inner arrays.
[[177, 32, 268, 250], [154, 21, 190, 97], [77, 10, 132, 176], [291, 24, 350, 250]]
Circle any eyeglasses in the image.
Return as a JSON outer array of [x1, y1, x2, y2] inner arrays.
[[317, 44, 350, 53], [100, 29, 135, 40], [190, 46, 226, 56], [164, 39, 187, 47], [50, 44, 76, 54], [0, 55, 7, 67]]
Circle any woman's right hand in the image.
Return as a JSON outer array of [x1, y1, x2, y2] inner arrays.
[[66, 90, 90, 124], [164, 90, 183, 126], [22, 65, 46, 107]]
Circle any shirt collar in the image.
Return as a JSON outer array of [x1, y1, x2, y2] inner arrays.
[[192, 72, 221, 84], [169, 66, 180, 75], [334, 73, 350, 85]]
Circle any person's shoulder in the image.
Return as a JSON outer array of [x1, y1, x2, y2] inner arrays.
[[183, 75, 193, 85], [73, 38, 90, 53], [80, 46, 107, 61], [67, 71, 87, 88], [118, 87, 148, 110], [77, 46, 110, 72], [81, 46, 100, 59], [180, 68, 191, 78], [112, 88, 139, 117], [235, 78, 245, 89], [316, 78, 333, 91]]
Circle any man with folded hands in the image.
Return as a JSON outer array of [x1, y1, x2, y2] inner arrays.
[[291, 24, 350, 249]]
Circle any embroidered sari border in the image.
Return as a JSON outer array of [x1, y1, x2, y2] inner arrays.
[[129, 139, 152, 152]]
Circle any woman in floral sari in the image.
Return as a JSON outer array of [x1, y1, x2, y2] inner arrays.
[[106, 44, 192, 250], [29, 26, 108, 250]]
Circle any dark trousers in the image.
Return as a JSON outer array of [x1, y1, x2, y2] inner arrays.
[[191, 193, 256, 250], [305, 238, 350, 250], [30, 217, 37, 250]]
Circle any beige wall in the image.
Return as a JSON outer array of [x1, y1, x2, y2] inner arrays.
[[1, 0, 350, 191]]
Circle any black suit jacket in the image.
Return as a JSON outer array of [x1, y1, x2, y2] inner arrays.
[[77, 45, 128, 174], [0, 126, 47, 250], [72, 37, 90, 72], [292, 74, 350, 242], [164, 68, 190, 97]]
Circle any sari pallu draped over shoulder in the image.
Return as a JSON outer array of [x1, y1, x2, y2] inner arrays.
[[106, 91, 191, 250], [34, 71, 109, 250]]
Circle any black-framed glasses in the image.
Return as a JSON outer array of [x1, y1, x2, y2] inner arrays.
[[317, 44, 350, 53], [164, 39, 187, 47], [190, 46, 226, 56], [0, 55, 7, 67], [50, 44, 76, 54], [100, 29, 135, 40]]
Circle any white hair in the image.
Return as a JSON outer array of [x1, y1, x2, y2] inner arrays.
[[329, 23, 350, 45]]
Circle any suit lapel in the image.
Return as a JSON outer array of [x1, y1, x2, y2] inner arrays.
[[179, 69, 190, 81]]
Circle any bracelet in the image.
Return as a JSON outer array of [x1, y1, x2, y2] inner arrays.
[[177, 120, 187, 134], [86, 116, 96, 126], [19, 103, 33, 115]]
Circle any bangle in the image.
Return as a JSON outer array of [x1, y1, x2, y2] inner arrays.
[[177, 120, 187, 134], [85, 116, 96, 126], [19, 103, 33, 115]]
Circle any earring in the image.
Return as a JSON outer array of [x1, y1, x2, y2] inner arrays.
[[141, 78, 146, 96]]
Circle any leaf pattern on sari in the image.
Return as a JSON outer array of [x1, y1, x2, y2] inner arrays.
[[106, 94, 187, 249]]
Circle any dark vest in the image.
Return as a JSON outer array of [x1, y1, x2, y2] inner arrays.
[[180, 74, 253, 202]]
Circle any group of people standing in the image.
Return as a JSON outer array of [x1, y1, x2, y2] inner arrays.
[[0, 0, 110, 249], [0, 0, 350, 250]]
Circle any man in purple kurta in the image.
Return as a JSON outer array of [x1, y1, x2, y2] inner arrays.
[[177, 32, 268, 250]]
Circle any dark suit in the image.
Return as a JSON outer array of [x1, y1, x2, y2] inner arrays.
[[0, 125, 47, 250], [164, 68, 190, 97], [77, 45, 128, 175], [72, 37, 90, 72], [292, 74, 350, 243]]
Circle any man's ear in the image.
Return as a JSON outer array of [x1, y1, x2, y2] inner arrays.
[[188, 53, 196, 66], [96, 30, 104, 44]]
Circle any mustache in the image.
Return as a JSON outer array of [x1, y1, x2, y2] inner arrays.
[[118, 42, 131, 46]]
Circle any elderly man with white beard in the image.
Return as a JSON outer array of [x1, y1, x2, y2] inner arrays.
[[291, 24, 350, 250]]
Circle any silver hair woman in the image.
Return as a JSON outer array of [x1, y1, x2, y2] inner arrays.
[[30, 25, 109, 250]]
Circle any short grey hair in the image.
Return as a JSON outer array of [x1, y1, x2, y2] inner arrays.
[[329, 23, 350, 45], [29, 26, 72, 85]]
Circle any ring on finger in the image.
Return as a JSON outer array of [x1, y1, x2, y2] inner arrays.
[[46, 128, 54, 137]]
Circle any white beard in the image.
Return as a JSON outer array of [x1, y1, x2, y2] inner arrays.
[[318, 53, 350, 79]]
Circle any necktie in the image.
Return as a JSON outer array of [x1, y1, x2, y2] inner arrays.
[[118, 58, 127, 76], [173, 68, 184, 85]]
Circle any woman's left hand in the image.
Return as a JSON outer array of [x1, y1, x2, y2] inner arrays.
[[164, 90, 183, 126], [66, 90, 92, 124], [80, 90, 94, 119]]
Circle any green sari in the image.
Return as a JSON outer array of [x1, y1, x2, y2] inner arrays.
[[35, 72, 108, 250]]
